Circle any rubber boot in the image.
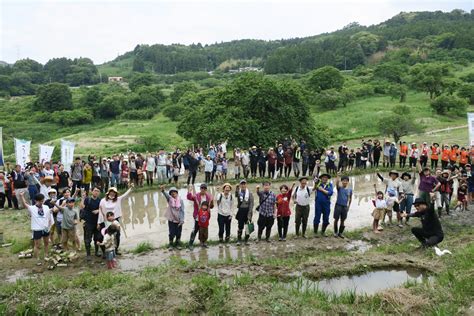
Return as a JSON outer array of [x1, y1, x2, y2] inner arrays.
[[174, 239, 182, 250], [101, 245, 106, 259], [333, 223, 339, 237], [237, 230, 242, 245], [302, 222, 307, 238], [313, 224, 319, 236], [338, 225, 345, 238], [321, 224, 328, 237], [244, 234, 250, 245], [94, 244, 100, 257], [296, 224, 300, 237], [85, 245, 91, 260], [188, 231, 196, 249], [168, 237, 174, 250]]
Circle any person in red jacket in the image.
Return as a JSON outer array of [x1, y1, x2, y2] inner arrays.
[[198, 201, 211, 248], [276, 183, 295, 241]]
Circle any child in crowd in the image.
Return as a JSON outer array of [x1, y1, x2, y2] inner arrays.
[[97, 224, 118, 269], [198, 201, 211, 247], [276, 183, 295, 241], [222, 157, 228, 180], [455, 183, 468, 212], [160, 186, 185, 250], [372, 184, 386, 233], [383, 188, 397, 227], [348, 150, 355, 171], [58, 198, 79, 251], [137, 166, 144, 187]]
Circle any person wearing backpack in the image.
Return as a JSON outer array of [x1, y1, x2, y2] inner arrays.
[[235, 180, 254, 245], [216, 183, 234, 246], [293, 176, 312, 238]]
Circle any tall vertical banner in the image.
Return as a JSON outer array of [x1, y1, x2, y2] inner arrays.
[[0, 127, 4, 167], [468, 113, 474, 146], [61, 139, 75, 171], [14, 138, 31, 169], [39, 144, 54, 163]]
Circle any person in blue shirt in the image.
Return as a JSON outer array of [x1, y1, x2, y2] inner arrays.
[[333, 175, 352, 238], [313, 173, 333, 236]]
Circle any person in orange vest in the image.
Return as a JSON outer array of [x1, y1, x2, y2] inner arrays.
[[430, 143, 440, 170], [450, 145, 460, 166], [420, 142, 429, 168], [459, 147, 469, 168], [399, 141, 408, 168], [469, 145, 474, 165], [441, 145, 451, 169]]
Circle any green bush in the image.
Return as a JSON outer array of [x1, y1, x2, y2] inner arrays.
[[51, 109, 94, 125], [118, 108, 156, 120], [430, 95, 468, 116], [162, 104, 186, 121]]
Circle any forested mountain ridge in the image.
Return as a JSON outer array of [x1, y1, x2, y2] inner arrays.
[[105, 10, 474, 74]]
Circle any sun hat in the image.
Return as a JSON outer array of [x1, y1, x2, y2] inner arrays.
[[222, 183, 232, 190], [239, 179, 247, 185], [200, 183, 208, 189], [413, 198, 428, 206], [168, 187, 178, 195], [48, 188, 57, 195], [107, 187, 118, 194], [388, 170, 399, 177], [401, 172, 411, 179], [319, 173, 331, 179]]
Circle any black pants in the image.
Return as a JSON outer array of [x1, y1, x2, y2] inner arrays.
[[308, 164, 315, 176], [6, 190, 17, 209], [217, 214, 232, 241], [399, 155, 407, 168], [71, 180, 82, 195], [101, 177, 109, 192], [168, 221, 182, 243], [284, 164, 291, 177], [373, 154, 380, 167], [431, 159, 438, 170], [302, 163, 308, 176], [390, 156, 396, 168], [277, 162, 284, 177], [187, 171, 197, 185], [250, 162, 258, 177], [83, 224, 100, 255], [409, 157, 417, 168], [258, 163, 266, 177], [130, 171, 138, 185], [268, 164, 275, 178], [257, 215, 274, 240], [205, 171, 211, 183], [0, 192, 5, 209], [441, 160, 448, 169], [420, 156, 428, 167], [411, 227, 443, 247], [277, 216, 289, 239]]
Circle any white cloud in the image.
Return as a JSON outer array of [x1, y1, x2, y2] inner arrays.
[[0, 0, 471, 64]]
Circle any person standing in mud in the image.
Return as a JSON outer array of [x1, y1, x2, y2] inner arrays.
[[293, 176, 312, 238], [187, 183, 214, 248], [256, 181, 277, 242], [257, 146, 267, 178], [235, 180, 254, 245], [216, 183, 234, 245], [276, 183, 295, 241], [402, 197, 444, 248], [333, 175, 352, 238], [313, 173, 333, 237], [376, 170, 402, 226], [416, 161, 440, 206], [80, 187, 102, 260], [161, 186, 185, 250], [249, 146, 259, 178]]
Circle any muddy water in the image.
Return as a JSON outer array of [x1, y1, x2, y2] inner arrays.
[[286, 268, 430, 295], [118, 173, 420, 249]]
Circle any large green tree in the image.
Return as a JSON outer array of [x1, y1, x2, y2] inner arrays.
[[177, 73, 328, 148], [409, 62, 452, 99], [308, 66, 344, 92], [35, 83, 72, 112], [377, 105, 421, 143]]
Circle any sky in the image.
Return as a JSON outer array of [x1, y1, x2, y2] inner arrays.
[[1, 0, 472, 65]]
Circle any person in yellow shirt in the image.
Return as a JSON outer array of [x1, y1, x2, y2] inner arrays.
[[82, 163, 93, 194]]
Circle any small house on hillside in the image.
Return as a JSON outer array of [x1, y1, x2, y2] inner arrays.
[[108, 76, 123, 83]]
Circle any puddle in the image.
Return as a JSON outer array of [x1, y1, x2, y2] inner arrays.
[[285, 268, 430, 296], [5, 269, 30, 283], [344, 240, 373, 254], [115, 173, 387, 249]]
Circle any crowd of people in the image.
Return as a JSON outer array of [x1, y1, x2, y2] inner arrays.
[[1, 137, 472, 268]]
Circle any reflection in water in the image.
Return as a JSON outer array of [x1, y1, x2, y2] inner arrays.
[[119, 172, 430, 249], [287, 269, 430, 296]]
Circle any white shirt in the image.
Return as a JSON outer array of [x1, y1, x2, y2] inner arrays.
[[221, 141, 227, 154], [157, 154, 167, 166], [42, 169, 54, 177], [382, 178, 401, 198], [40, 184, 52, 197], [98, 188, 132, 223], [386, 196, 397, 210], [217, 193, 234, 217], [241, 153, 250, 165], [204, 159, 214, 172], [410, 148, 419, 159], [28, 204, 53, 231], [294, 185, 312, 206], [146, 157, 156, 172], [375, 199, 387, 209]]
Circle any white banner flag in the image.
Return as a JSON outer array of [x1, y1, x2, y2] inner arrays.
[[14, 138, 31, 169], [468, 113, 474, 146], [61, 139, 75, 171], [39, 144, 54, 164], [0, 127, 4, 167]]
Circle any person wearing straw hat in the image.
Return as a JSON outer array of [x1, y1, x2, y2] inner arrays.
[[97, 184, 133, 255], [376, 169, 402, 228], [160, 185, 185, 250], [216, 183, 234, 245], [293, 176, 312, 238], [313, 173, 333, 236], [401, 196, 444, 248]]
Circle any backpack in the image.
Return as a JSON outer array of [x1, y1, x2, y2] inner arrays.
[[294, 186, 310, 198]]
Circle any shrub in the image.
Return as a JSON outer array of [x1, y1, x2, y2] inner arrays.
[[118, 108, 156, 120], [162, 104, 186, 121], [431, 95, 468, 116], [51, 109, 93, 125]]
